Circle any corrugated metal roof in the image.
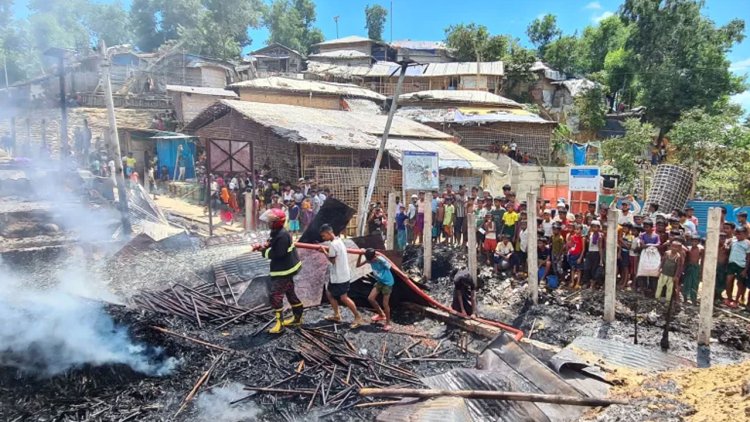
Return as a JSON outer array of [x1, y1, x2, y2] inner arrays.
[[306, 60, 504, 78], [185, 100, 497, 171], [386, 139, 498, 171], [219, 99, 448, 141], [313, 35, 374, 46], [530, 61, 568, 81], [551, 336, 695, 375], [227, 76, 385, 101], [166, 85, 238, 97], [421, 61, 503, 77], [308, 50, 373, 59], [396, 107, 555, 125], [250, 42, 306, 59], [398, 90, 522, 108], [391, 40, 449, 50], [553, 78, 598, 97]]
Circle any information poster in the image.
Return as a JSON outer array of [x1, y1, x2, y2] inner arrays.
[[402, 151, 439, 191]]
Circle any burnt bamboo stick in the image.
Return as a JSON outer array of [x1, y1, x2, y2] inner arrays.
[[174, 353, 224, 416], [243, 387, 316, 395], [395, 339, 421, 358], [358, 388, 628, 406], [191, 297, 202, 328], [224, 275, 239, 305], [150, 326, 234, 353]]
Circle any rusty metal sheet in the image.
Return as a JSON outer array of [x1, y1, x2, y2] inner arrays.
[[550, 336, 695, 377]]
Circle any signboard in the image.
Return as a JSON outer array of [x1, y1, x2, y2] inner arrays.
[[402, 151, 439, 191], [568, 166, 600, 215], [569, 166, 601, 192]]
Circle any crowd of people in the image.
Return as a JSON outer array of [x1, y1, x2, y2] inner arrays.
[[390, 184, 750, 311]]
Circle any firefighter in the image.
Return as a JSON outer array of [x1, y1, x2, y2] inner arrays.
[[255, 208, 303, 333]]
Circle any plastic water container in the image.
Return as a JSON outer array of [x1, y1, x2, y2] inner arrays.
[[547, 275, 560, 289]]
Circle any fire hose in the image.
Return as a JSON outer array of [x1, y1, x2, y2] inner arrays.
[[294, 242, 524, 341]]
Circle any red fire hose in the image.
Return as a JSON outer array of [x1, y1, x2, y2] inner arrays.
[[295, 242, 524, 341]]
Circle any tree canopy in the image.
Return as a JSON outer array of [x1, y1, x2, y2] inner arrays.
[[364, 4, 388, 42], [526, 14, 561, 56], [264, 0, 324, 54]]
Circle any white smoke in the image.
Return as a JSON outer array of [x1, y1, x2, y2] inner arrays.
[[0, 263, 179, 377], [194, 382, 261, 422]]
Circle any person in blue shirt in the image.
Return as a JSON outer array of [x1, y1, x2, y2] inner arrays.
[[395, 205, 408, 251], [357, 248, 394, 331]]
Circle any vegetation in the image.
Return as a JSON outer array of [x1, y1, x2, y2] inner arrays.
[[600, 119, 654, 191], [264, 0, 324, 55], [364, 4, 388, 42], [526, 14, 561, 57]]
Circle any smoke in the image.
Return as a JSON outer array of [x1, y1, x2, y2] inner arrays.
[[194, 383, 261, 422], [0, 262, 179, 377]]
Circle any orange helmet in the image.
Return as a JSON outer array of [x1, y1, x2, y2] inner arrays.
[[260, 208, 286, 229]]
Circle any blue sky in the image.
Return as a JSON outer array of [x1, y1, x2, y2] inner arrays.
[[12, 0, 750, 112]]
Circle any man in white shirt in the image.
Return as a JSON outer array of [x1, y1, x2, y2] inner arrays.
[[320, 224, 364, 328], [615, 195, 642, 225]]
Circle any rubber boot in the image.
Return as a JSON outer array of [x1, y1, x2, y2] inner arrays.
[[268, 310, 284, 334], [283, 303, 304, 327]]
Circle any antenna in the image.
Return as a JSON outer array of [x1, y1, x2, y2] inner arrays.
[[333, 16, 340, 38]]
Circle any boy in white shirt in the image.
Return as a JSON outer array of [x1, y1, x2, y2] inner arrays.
[[320, 224, 364, 328]]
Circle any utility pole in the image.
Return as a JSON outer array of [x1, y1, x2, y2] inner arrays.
[[333, 16, 340, 39], [44, 48, 72, 158], [99, 40, 132, 235], [357, 61, 410, 235]]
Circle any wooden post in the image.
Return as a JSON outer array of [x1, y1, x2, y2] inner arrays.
[[603, 207, 617, 322], [385, 192, 397, 250], [697, 207, 722, 368], [250, 189, 258, 231], [357, 186, 366, 236], [526, 192, 539, 305], [467, 202, 477, 286], [423, 192, 433, 281]]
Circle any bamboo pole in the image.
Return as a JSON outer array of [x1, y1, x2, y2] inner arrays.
[[467, 201, 478, 285], [358, 388, 627, 407]]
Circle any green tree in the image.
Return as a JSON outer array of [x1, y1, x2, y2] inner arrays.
[[265, 0, 324, 54], [575, 85, 607, 133], [601, 118, 653, 189], [444, 23, 490, 61], [85, 1, 132, 47], [178, 0, 263, 59], [670, 105, 750, 202], [364, 4, 387, 41], [576, 15, 629, 74], [542, 35, 580, 75], [621, 0, 746, 129], [526, 14, 561, 56], [129, 0, 202, 52]]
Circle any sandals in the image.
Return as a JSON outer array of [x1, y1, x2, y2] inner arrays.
[[371, 314, 386, 323], [350, 319, 365, 329], [382, 324, 393, 332], [324, 314, 342, 322]]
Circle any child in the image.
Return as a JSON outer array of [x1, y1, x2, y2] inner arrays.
[[656, 240, 685, 304], [494, 234, 514, 274], [582, 220, 603, 289], [619, 222, 634, 288], [715, 233, 729, 304], [628, 225, 642, 288], [537, 237, 552, 282], [725, 226, 750, 309], [288, 200, 301, 236], [681, 234, 704, 305], [482, 214, 497, 265], [501, 202, 519, 239], [550, 223, 566, 280], [451, 267, 476, 317], [566, 224, 585, 289], [320, 224, 364, 328], [395, 205, 408, 251], [443, 197, 455, 245], [357, 248, 394, 331], [513, 219, 529, 278]]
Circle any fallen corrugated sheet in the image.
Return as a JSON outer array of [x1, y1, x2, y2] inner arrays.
[[228, 76, 385, 101], [550, 336, 695, 376], [376, 396, 474, 422], [378, 333, 610, 422]]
